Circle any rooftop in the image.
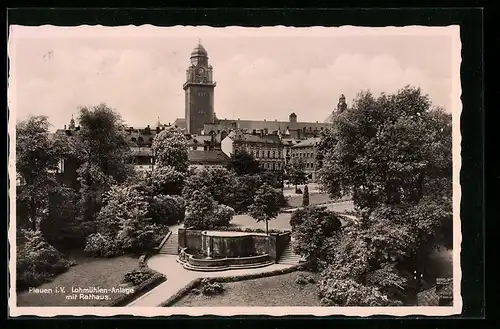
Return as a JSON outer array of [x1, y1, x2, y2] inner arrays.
[[292, 137, 321, 148], [188, 150, 230, 163], [229, 131, 282, 144]]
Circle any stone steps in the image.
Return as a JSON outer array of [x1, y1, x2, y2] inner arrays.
[[159, 233, 178, 255], [179, 259, 275, 272], [278, 241, 303, 265]]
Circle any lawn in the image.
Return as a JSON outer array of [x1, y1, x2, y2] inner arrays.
[[175, 271, 322, 307], [16, 253, 139, 307]]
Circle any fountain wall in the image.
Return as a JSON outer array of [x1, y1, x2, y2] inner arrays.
[[178, 228, 291, 263]]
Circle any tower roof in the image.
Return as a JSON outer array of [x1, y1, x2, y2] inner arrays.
[[190, 42, 208, 58]]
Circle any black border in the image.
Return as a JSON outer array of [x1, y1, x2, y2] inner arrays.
[[4, 6, 486, 328]]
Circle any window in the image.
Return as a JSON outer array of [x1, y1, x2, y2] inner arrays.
[[267, 150, 270, 158]]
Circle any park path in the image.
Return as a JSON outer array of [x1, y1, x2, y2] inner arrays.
[[126, 254, 295, 307]]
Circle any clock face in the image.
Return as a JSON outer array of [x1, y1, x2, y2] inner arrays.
[[197, 67, 205, 75]]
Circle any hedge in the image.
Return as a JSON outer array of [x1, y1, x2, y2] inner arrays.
[[109, 253, 167, 307], [160, 263, 308, 307]]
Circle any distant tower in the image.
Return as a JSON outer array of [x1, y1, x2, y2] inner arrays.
[[68, 115, 76, 130], [289, 112, 297, 123], [337, 94, 347, 113], [183, 41, 217, 135]]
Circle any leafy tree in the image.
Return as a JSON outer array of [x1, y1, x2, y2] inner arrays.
[[74, 104, 133, 224], [230, 149, 261, 175], [317, 224, 408, 306], [40, 186, 85, 250], [290, 206, 342, 270], [184, 190, 234, 229], [149, 194, 185, 226], [151, 165, 185, 196], [183, 166, 237, 206], [318, 86, 452, 295], [287, 157, 308, 193], [302, 185, 310, 206], [228, 174, 262, 213], [248, 183, 281, 235], [86, 183, 162, 256], [16, 116, 63, 230], [319, 86, 451, 211], [152, 126, 189, 173]]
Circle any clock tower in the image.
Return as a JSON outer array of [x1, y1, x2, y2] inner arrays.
[[183, 42, 216, 135]]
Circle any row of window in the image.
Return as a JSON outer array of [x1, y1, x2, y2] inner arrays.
[[261, 162, 283, 170], [239, 148, 281, 159], [292, 151, 315, 158]]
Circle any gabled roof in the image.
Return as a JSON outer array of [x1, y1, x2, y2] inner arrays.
[[188, 150, 230, 163]]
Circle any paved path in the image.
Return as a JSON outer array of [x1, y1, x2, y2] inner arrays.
[[127, 255, 295, 307]]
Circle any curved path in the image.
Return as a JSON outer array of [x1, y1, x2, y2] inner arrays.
[[126, 254, 295, 307]]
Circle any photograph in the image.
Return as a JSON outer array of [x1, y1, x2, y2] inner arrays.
[[8, 23, 461, 317]]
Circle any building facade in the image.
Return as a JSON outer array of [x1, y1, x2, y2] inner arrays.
[[290, 137, 321, 182], [221, 131, 284, 171]]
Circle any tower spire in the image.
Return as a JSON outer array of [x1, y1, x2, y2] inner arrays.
[[69, 114, 75, 129]]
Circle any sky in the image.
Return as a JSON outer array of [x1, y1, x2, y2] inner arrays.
[[8, 25, 460, 131]]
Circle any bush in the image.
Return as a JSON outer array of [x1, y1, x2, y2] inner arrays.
[[16, 230, 72, 291], [184, 191, 234, 230], [199, 278, 225, 295], [84, 232, 122, 258], [306, 275, 316, 283], [124, 268, 155, 286], [150, 194, 185, 226], [213, 204, 235, 227], [290, 206, 342, 270], [138, 255, 147, 268], [295, 273, 308, 285]]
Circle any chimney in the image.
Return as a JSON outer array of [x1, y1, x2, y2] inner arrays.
[[64, 125, 67, 129]]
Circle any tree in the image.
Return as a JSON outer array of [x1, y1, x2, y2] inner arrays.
[[152, 126, 189, 173], [40, 186, 84, 250], [290, 206, 342, 270], [287, 157, 308, 193], [184, 190, 234, 229], [183, 166, 237, 206], [248, 183, 281, 235], [149, 194, 185, 226], [317, 86, 452, 301], [151, 165, 185, 196], [85, 183, 162, 256], [302, 184, 310, 206], [75, 104, 133, 224], [230, 149, 261, 175], [16, 116, 62, 230], [319, 86, 451, 211], [227, 174, 262, 213]]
